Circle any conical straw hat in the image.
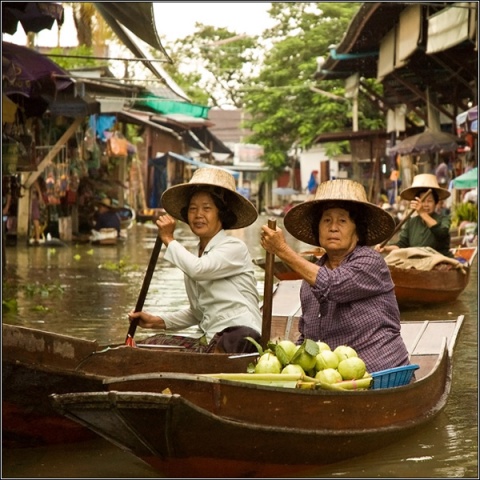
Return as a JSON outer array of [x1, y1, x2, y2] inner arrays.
[[161, 167, 258, 229], [96, 197, 115, 209], [283, 179, 395, 246], [400, 174, 450, 201]]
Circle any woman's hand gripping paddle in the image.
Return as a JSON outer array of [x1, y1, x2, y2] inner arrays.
[[125, 233, 163, 347]]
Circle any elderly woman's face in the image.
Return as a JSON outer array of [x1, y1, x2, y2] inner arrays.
[[187, 191, 223, 239], [318, 207, 359, 254]]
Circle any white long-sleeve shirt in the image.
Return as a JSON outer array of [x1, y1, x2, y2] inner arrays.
[[162, 230, 262, 342]]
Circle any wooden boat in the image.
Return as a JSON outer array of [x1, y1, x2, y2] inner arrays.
[[389, 246, 477, 306], [50, 316, 464, 478], [2, 281, 302, 447], [117, 205, 135, 230], [264, 205, 286, 217], [136, 207, 165, 223], [255, 247, 477, 306], [89, 227, 119, 245]]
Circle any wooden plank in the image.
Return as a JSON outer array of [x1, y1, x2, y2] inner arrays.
[[400, 321, 428, 355], [410, 320, 459, 355], [271, 280, 302, 317]]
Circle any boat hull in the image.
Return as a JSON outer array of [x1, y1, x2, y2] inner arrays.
[[3, 285, 307, 447], [51, 337, 454, 478], [1, 325, 256, 447], [50, 317, 463, 477], [389, 266, 470, 305]]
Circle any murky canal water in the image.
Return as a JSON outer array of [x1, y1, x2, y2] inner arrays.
[[2, 214, 478, 478]]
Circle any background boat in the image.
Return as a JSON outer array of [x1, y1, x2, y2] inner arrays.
[[255, 247, 477, 306], [389, 246, 477, 306]]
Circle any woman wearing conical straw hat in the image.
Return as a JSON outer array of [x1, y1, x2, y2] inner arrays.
[[375, 174, 453, 258], [129, 167, 262, 354], [260, 179, 410, 373]]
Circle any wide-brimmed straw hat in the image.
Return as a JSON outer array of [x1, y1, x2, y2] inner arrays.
[[400, 173, 451, 201], [283, 179, 395, 246], [161, 167, 258, 229]]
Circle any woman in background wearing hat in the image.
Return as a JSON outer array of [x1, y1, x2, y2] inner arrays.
[[260, 179, 409, 373], [375, 173, 453, 258], [129, 167, 262, 354]]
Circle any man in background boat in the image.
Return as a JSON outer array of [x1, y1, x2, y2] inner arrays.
[[260, 179, 410, 373], [128, 168, 262, 354], [91, 197, 121, 237], [375, 174, 453, 258]]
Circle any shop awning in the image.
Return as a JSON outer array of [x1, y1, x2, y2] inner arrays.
[[456, 105, 478, 126], [2, 2, 64, 35], [136, 94, 210, 119]]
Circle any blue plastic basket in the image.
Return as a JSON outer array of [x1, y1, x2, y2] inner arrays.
[[370, 364, 419, 389]]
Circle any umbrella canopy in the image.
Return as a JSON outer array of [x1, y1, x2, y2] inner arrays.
[[3, 41, 73, 117], [273, 187, 299, 196], [453, 168, 478, 190], [2, 41, 72, 98], [389, 130, 461, 155], [2, 2, 64, 35]]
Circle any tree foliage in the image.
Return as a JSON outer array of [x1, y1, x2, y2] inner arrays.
[[159, 3, 385, 174], [163, 24, 260, 108], [243, 2, 371, 173]]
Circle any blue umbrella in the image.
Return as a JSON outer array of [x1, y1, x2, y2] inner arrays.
[[453, 168, 478, 189]]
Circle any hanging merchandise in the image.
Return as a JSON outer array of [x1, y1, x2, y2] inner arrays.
[[44, 164, 60, 205], [55, 148, 69, 198], [106, 131, 128, 157]]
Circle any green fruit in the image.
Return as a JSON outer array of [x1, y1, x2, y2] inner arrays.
[[281, 364, 305, 375], [276, 340, 298, 366], [315, 350, 339, 371], [315, 368, 343, 384], [255, 353, 282, 374], [291, 346, 317, 371], [337, 357, 366, 380], [333, 345, 358, 362], [316, 341, 331, 352]]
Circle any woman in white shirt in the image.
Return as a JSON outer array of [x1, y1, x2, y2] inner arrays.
[[128, 167, 261, 353]]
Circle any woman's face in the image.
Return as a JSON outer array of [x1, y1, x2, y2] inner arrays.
[[187, 191, 223, 239], [318, 207, 359, 255], [417, 192, 436, 214]]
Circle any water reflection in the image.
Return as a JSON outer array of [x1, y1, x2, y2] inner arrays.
[[2, 213, 478, 478]]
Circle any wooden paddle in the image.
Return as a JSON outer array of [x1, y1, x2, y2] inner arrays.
[[125, 233, 163, 347], [378, 188, 432, 249], [261, 218, 277, 347]]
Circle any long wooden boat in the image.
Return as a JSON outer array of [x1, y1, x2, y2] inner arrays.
[[255, 247, 477, 306], [50, 316, 464, 478], [389, 246, 477, 306], [2, 281, 302, 447]]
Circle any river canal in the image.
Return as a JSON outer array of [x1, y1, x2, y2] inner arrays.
[[2, 214, 478, 478]]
